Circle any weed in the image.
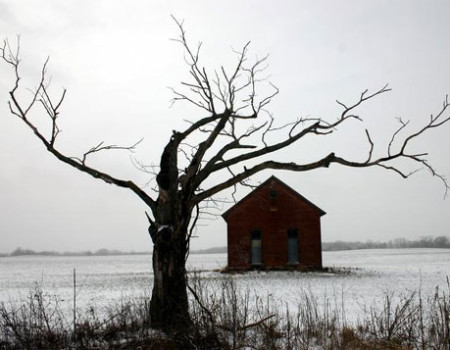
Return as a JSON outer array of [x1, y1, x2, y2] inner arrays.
[[0, 275, 449, 349]]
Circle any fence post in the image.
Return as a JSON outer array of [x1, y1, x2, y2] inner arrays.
[[73, 268, 76, 338]]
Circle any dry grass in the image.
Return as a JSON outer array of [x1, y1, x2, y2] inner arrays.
[[0, 277, 449, 349]]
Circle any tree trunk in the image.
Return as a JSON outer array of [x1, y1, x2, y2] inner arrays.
[[149, 134, 194, 340], [149, 223, 191, 336]]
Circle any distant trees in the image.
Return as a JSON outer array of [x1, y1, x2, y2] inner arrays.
[[8, 247, 60, 257], [432, 236, 449, 247], [322, 236, 450, 251], [3, 247, 151, 257], [4, 236, 450, 256], [385, 236, 450, 248]]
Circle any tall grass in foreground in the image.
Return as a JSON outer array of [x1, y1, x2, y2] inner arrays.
[[0, 277, 449, 349]]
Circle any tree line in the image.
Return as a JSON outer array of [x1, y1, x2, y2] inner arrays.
[[322, 235, 450, 251], [0, 246, 226, 257], [0, 247, 151, 258], [2, 237, 449, 257]]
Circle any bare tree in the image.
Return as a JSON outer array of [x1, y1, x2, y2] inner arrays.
[[2, 20, 450, 340]]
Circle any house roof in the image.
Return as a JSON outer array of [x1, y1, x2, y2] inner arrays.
[[222, 175, 326, 220]]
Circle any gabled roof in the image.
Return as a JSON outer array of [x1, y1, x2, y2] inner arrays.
[[222, 175, 326, 220]]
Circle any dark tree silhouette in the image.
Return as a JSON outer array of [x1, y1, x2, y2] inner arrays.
[[2, 20, 450, 339]]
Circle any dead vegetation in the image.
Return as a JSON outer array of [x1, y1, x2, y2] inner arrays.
[[0, 277, 449, 349]]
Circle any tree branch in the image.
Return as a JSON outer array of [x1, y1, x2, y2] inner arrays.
[[192, 86, 391, 189], [193, 93, 450, 203], [72, 139, 143, 166], [1, 37, 157, 212]]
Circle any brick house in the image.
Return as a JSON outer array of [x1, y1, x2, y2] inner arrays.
[[222, 176, 325, 270]]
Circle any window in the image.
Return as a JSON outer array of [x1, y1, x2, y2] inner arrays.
[[287, 229, 299, 263], [251, 230, 262, 265]]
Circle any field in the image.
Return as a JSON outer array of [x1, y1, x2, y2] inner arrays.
[[1, 248, 450, 348], [1, 248, 449, 323]]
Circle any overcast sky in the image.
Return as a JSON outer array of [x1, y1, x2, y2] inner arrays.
[[1, 0, 450, 253]]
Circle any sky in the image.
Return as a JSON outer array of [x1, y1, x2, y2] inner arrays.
[[1, 0, 450, 253]]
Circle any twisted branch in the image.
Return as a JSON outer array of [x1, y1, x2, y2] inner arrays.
[[1, 38, 156, 211]]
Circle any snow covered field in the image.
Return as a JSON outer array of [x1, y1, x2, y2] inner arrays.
[[191, 248, 450, 322], [0, 249, 449, 322]]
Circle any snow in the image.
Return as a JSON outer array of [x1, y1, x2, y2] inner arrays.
[[0, 248, 449, 322]]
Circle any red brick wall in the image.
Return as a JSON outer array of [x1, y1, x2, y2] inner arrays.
[[225, 178, 322, 270]]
